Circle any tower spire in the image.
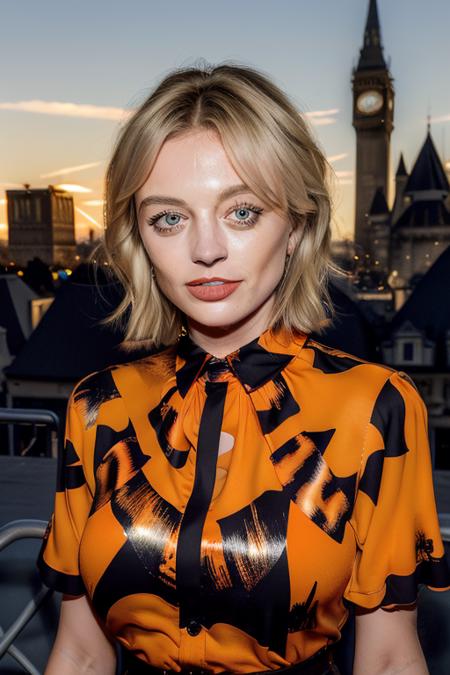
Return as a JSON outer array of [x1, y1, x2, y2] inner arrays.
[[357, 0, 386, 70], [396, 153, 408, 177]]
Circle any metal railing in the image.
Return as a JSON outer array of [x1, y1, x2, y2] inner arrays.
[[0, 407, 62, 457], [439, 514, 450, 543], [0, 519, 53, 675]]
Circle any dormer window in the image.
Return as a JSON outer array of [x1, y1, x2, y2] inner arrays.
[[403, 342, 414, 361]]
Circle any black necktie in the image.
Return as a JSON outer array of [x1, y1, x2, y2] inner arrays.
[[176, 369, 229, 632]]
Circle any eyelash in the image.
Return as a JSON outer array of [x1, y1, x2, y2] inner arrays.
[[145, 201, 264, 233]]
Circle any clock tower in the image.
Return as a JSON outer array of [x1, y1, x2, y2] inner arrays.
[[352, 0, 394, 255]]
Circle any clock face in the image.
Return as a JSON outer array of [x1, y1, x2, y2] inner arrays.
[[356, 90, 384, 115]]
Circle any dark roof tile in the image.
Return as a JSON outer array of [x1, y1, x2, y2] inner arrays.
[[386, 244, 450, 369], [396, 153, 408, 177], [394, 200, 450, 229], [370, 187, 389, 215], [4, 267, 153, 382], [405, 131, 449, 194]]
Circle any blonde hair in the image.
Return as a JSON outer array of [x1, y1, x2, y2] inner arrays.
[[93, 59, 343, 350]]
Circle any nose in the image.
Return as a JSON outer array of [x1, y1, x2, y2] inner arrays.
[[190, 217, 228, 267]]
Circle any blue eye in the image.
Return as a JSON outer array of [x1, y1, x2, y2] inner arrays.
[[235, 208, 251, 220], [229, 202, 264, 227], [146, 210, 184, 232], [163, 213, 181, 226]]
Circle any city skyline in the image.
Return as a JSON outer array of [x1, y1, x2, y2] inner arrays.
[[1, 0, 450, 245]]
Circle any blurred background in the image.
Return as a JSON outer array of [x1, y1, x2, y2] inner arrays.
[[0, 1, 449, 673]]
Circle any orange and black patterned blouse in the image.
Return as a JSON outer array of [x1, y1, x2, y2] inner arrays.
[[37, 326, 450, 672]]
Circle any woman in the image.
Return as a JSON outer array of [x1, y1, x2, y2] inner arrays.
[[37, 62, 450, 675]]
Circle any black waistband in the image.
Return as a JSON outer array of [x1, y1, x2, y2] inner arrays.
[[122, 644, 338, 675]]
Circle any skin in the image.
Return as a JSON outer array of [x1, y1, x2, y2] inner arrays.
[[45, 595, 116, 674], [46, 128, 429, 674], [135, 127, 302, 357], [354, 605, 429, 675]]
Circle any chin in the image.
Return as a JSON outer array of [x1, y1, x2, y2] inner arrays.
[[171, 288, 272, 330], [182, 304, 247, 329], [187, 299, 272, 333], [188, 312, 244, 329]]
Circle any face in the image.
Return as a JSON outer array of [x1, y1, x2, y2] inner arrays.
[[135, 128, 302, 346]]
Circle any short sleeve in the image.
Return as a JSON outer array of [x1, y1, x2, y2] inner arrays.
[[36, 386, 93, 595], [344, 370, 450, 609]]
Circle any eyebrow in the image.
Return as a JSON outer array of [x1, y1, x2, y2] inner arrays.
[[137, 183, 253, 214]]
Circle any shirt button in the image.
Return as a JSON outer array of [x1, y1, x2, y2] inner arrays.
[[186, 619, 202, 636]]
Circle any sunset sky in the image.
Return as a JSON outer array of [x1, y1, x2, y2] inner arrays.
[[1, 0, 450, 243]]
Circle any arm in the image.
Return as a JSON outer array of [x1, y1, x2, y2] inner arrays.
[[353, 605, 428, 675], [45, 594, 117, 675]]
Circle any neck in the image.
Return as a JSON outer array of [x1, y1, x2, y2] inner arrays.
[[186, 296, 277, 359]]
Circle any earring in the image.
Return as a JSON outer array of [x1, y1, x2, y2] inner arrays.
[[150, 265, 156, 279]]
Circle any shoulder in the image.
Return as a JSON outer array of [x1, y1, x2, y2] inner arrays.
[[72, 344, 177, 394], [302, 339, 426, 442], [69, 344, 178, 427], [124, 343, 178, 382], [301, 336, 391, 375], [301, 336, 416, 384], [68, 364, 124, 430], [298, 339, 428, 465], [300, 336, 421, 409]]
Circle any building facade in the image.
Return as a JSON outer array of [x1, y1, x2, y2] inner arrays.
[[7, 185, 77, 267], [369, 133, 450, 289]]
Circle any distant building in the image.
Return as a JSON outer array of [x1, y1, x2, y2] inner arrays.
[[6, 185, 77, 267], [368, 132, 450, 291], [352, 0, 450, 297], [352, 0, 394, 255]]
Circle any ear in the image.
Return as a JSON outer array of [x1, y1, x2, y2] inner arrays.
[[287, 215, 306, 256]]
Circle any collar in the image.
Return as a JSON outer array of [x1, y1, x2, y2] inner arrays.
[[175, 325, 309, 397]]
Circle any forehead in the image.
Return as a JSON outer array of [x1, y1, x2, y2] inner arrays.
[[145, 129, 239, 184], [135, 127, 284, 213]]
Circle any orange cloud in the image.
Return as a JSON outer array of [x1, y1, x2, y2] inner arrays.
[[41, 161, 103, 178]]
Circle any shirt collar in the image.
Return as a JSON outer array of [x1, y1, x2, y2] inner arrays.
[[175, 325, 309, 397]]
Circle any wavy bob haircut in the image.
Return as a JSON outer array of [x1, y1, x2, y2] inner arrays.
[[93, 59, 341, 351]]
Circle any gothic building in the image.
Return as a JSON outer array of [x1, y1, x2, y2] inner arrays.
[[352, 0, 450, 289], [369, 130, 450, 289]]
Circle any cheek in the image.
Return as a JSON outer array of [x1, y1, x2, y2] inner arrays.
[[246, 235, 287, 279], [143, 241, 192, 305], [139, 233, 179, 276]]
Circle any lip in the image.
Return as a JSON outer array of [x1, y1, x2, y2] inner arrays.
[[186, 280, 242, 302], [186, 277, 240, 286]]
